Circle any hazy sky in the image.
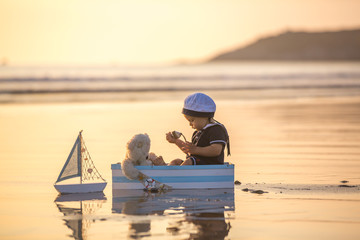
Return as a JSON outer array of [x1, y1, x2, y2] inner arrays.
[[1, 0, 360, 65]]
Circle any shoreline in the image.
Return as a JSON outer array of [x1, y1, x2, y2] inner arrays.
[[239, 183, 360, 196], [1, 89, 360, 104]]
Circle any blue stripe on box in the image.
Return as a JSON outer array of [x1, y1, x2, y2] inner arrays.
[[113, 175, 234, 183], [111, 164, 234, 170]]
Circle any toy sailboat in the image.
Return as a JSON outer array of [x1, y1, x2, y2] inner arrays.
[[54, 131, 107, 194]]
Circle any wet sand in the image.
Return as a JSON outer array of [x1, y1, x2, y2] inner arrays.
[[0, 96, 359, 239]]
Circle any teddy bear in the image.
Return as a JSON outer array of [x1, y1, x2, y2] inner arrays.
[[121, 133, 166, 180]]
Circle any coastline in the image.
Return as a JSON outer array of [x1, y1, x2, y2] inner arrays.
[[1, 89, 360, 104]]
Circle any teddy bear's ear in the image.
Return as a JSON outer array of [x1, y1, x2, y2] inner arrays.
[[144, 133, 150, 144]]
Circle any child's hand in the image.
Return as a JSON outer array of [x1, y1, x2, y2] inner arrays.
[[181, 142, 197, 155], [166, 132, 176, 143]]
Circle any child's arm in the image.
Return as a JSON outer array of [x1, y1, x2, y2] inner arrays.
[[182, 142, 222, 157]]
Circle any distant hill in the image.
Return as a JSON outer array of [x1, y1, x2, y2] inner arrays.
[[210, 29, 360, 61]]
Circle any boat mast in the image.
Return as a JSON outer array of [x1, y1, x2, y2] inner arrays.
[[79, 130, 83, 184]]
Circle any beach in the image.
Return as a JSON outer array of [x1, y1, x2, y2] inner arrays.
[[2, 0, 360, 237], [0, 62, 360, 239], [0, 96, 359, 239]]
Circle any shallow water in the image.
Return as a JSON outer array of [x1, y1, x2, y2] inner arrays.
[[0, 97, 360, 239]]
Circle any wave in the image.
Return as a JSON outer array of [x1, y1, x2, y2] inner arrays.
[[1, 72, 360, 83], [1, 63, 359, 102], [2, 84, 360, 95]]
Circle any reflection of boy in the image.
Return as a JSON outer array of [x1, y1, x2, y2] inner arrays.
[[186, 212, 230, 239], [166, 93, 230, 165]]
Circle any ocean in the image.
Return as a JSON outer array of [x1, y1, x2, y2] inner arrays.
[[0, 62, 360, 239], [1, 61, 360, 103]]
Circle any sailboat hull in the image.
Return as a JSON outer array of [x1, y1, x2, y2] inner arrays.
[[54, 182, 107, 194]]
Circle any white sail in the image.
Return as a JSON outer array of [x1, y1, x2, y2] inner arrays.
[[56, 135, 82, 183]]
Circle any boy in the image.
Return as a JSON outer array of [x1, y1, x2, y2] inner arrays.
[[166, 93, 230, 165]]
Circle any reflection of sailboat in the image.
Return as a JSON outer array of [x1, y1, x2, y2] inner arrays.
[[55, 192, 106, 240], [54, 131, 107, 194]]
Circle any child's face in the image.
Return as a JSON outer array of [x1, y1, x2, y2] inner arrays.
[[184, 115, 209, 131]]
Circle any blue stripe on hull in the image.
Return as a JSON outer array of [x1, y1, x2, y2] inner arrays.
[[113, 175, 234, 183]]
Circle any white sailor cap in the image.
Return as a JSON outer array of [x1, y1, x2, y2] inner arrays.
[[182, 93, 216, 117]]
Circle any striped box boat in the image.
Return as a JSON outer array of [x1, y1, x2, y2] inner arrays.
[[111, 163, 234, 189]]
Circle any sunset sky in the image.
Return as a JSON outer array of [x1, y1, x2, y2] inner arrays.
[[1, 0, 360, 65]]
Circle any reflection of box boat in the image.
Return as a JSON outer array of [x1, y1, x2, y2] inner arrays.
[[111, 163, 234, 189], [112, 189, 235, 215], [112, 189, 234, 240]]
